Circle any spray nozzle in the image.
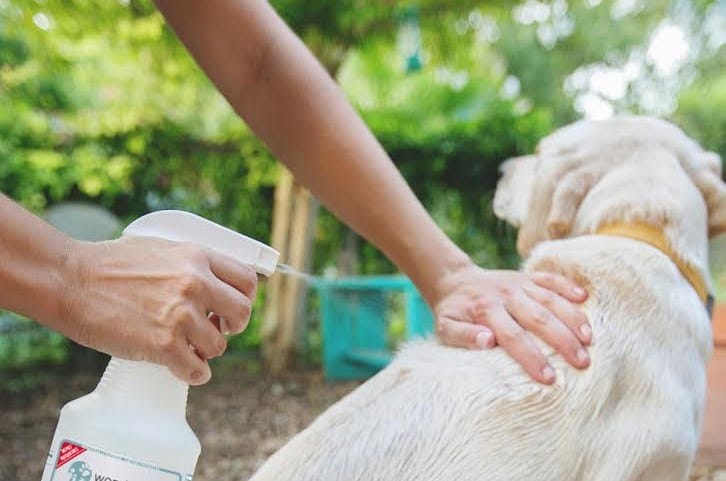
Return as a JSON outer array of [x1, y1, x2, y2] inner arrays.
[[123, 210, 280, 277]]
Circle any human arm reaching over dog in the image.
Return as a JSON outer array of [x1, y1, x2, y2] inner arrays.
[[154, 0, 592, 383]]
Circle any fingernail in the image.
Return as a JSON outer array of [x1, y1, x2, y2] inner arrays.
[[542, 365, 555, 383], [573, 287, 585, 297], [580, 324, 592, 341], [577, 348, 590, 366], [190, 370, 202, 382], [217, 337, 227, 356], [475, 330, 493, 349]]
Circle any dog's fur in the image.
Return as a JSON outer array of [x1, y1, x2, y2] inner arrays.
[[249, 117, 725, 481]]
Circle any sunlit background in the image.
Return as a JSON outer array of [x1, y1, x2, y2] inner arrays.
[[1, 1, 725, 478], [1, 0, 723, 263]]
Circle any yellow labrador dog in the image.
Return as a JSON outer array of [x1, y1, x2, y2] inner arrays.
[[250, 117, 725, 481]]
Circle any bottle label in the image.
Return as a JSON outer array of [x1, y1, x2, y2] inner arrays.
[[48, 439, 191, 481]]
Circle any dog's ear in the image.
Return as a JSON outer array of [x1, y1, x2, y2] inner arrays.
[[493, 155, 537, 228], [693, 151, 726, 238], [545, 165, 601, 239]]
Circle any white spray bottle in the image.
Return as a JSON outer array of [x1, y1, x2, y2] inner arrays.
[[40, 210, 279, 481]]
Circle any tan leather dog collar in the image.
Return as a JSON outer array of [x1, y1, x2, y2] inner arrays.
[[595, 222, 712, 312]]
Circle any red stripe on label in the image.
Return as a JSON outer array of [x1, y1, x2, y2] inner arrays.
[[56, 441, 87, 469]]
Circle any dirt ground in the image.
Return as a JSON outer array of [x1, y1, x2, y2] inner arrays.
[[0, 358, 358, 481], [1, 357, 723, 481]]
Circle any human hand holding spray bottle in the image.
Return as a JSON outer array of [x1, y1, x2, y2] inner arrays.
[[40, 211, 279, 481]]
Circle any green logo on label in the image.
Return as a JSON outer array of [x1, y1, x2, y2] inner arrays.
[[68, 461, 92, 481]]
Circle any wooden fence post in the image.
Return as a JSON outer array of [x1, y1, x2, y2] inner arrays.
[[262, 168, 317, 373]]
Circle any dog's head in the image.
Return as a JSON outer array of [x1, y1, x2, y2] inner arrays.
[[494, 117, 726, 256]]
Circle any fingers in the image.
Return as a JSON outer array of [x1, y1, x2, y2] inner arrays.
[[183, 306, 227, 359], [524, 283, 591, 345], [155, 308, 224, 385], [206, 280, 253, 334], [529, 271, 587, 303], [506, 290, 590, 371], [436, 316, 495, 350], [432, 267, 591, 385], [205, 249, 258, 335], [167, 338, 213, 386], [208, 312, 222, 331], [149, 331, 213, 386], [207, 249, 258, 299], [172, 248, 257, 372], [483, 306, 556, 384]]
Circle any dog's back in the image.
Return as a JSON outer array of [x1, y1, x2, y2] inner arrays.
[[250, 236, 711, 481]]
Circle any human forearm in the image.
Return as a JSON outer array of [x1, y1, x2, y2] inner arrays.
[[239, 27, 473, 304], [155, 0, 593, 384], [154, 0, 470, 304], [0, 194, 74, 329]]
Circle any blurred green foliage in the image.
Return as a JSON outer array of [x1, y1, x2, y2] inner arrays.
[[0, 312, 69, 390], [0, 0, 723, 373]]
